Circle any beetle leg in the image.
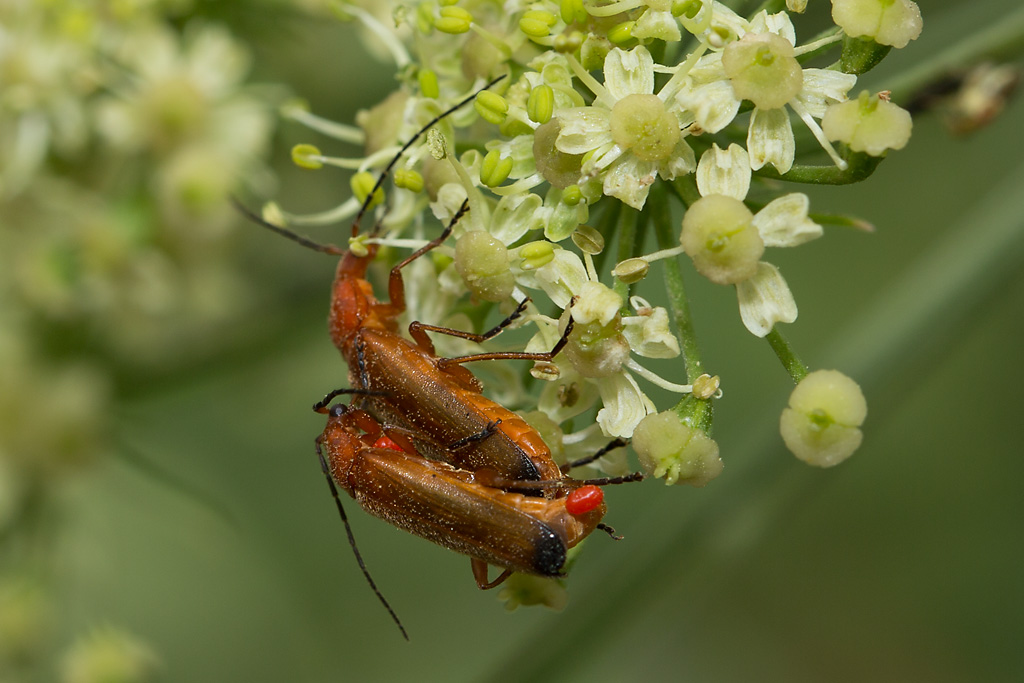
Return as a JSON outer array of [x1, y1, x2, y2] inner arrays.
[[447, 420, 503, 452], [388, 199, 471, 330], [409, 297, 531, 347], [436, 311, 575, 370], [596, 523, 624, 541], [471, 559, 514, 590]]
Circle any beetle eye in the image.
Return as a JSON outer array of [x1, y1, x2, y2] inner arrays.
[[329, 403, 348, 418]]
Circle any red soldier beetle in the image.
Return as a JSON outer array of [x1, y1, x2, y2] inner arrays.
[[314, 398, 641, 637]]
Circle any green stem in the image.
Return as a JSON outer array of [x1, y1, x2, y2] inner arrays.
[[669, 173, 701, 207], [651, 184, 703, 382], [765, 328, 809, 383], [612, 205, 638, 302], [753, 151, 883, 185]]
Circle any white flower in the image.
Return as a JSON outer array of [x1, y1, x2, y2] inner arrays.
[[689, 143, 821, 336], [555, 46, 696, 209], [675, 11, 856, 173], [521, 249, 684, 437]]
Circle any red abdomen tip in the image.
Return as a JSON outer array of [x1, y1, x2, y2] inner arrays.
[[373, 436, 404, 452], [565, 485, 603, 516]]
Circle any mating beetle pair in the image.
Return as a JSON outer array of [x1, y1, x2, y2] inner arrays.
[[242, 79, 641, 637]]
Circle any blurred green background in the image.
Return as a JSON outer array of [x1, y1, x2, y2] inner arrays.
[[4, 0, 1024, 680]]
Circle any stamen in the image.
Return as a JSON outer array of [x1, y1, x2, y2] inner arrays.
[[624, 358, 694, 394], [790, 99, 848, 170]]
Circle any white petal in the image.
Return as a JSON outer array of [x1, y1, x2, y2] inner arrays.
[[736, 262, 798, 337], [622, 306, 681, 358], [596, 373, 656, 438], [796, 69, 858, 119], [748, 10, 797, 46], [491, 192, 543, 245], [676, 79, 741, 134], [534, 250, 589, 308], [604, 46, 655, 100], [602, 157, 655, 210], [660, 139, 696, 179], [537, 367, 600, 422], [696, 143, 751, 199], [632, 9, 682, 42], [752, 193, 823, 247], [555, 107, 613, 155], [748, 107, 796, 173], [574, 281, 623, 326]]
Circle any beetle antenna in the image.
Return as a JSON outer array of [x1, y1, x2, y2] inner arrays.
[[483, 472, 645, 491], [231, 197, 346, 255], [560, 438, 630, 473], [316, 441, 409, 640], [353, 74, 506, 238]]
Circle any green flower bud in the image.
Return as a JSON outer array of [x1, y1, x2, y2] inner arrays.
[[533, 120, 584, 189], [722, 32, 803, 110], [561, 184, 583, 206], [394, 168, 424, 192], [528, 84, 555, 124], [350, 171, 384, 209], [519, 241, 556, 270], [454, 231, 515, 302], [632, 411, 723, 486], [291, 143, 323, 170], [672, 0, 700, 18], [821, 91, 912, 156], [418, 68, 440, 99], [832, 0, 923, 49], [560, 0, 587, 24], [780, 369, 867, 467], [480, 149, 513, 187], [474, 90, 509, 125], [520, 10, 558, 38], [680, 195, 764, 285], [435, 6, 473, 34], [609, 93, 681, 163], [607, 20, 636, 46]]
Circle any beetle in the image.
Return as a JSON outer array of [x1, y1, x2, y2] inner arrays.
[[314, 398, 637, 636]]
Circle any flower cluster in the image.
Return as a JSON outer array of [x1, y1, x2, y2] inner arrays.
[[280, 0, 921, 488], [0, 1, 276, 673]]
